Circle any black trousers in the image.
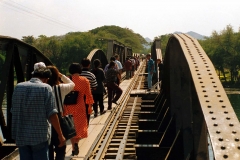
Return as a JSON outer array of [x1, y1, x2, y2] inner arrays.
[[107, 82, 123, 109], [49, 127, 66, 160], [92, 94, 104, 114]]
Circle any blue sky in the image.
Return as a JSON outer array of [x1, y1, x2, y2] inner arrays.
[[0, 0, 240, 40]]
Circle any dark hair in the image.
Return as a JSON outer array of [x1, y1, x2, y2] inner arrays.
[[69, 63, 82, 74], [93, 59, 101, 68], [110, 57, 115, 61], [81, 58, 91, 67], [47, 66, 60, 86], [114, 54, 119, 59], [108, 61, 115, 69], [32, 68, 52, 79]]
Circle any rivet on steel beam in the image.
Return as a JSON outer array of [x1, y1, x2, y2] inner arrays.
[[210, 77, 214, 79], [222, 105, 226, 108], [198, 77, 202, 79], [207, 106, 211, 108], [212, 81, 216, 83], [210, 111, 214, 114], [204, 95, 208, 97], [224, 111, 228, 114], [200, 81, 203, 83], [195, 66, 198, 68], [216, 130, 221, 134], [194, 63, 197, 64], [233, 131, 237, 134], [206, 100, 210, 102], [223, 154, 228, 159], [197, 73, 201, 75], [221, 146, 226, 150], [226, 117, 230, 120], [214, 123, 218, 126], [207, 69, 210, 71], [219, 100, 224, 102], [235, 138, 239, 142], [219, 138, 223, 141], [216, 90, 219, 92], [213, 85, 217, 88], [202, 86, 205, 88], [205, 63, 208, 64], [203, 60, 206, 62], [217, 95, 221, 97], [238, 146, 240, 149], [229, 123, 234, 127], [212, 117, 216, 120]]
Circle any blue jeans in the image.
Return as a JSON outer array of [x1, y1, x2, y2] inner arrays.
[[19, 141, 49, 160], [148, 73, 153, 89]]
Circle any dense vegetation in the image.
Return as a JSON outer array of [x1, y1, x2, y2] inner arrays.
[[20, 24, 240, 87], [199, 25, 240, 86], [21, 25, 148, 73]]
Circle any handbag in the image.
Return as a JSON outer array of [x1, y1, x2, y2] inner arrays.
[[63, 76, 79, 105], [64, 91, 79, 105], [54, 85, 76, 140]]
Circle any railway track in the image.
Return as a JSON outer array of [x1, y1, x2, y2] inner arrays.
[[85, 61, 150, 160]]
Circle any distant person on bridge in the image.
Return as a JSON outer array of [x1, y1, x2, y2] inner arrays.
[[146, 53, 155, 91], [80, 58, 98, 125], [91, 59, 106, 117], [47, 65, 75, 160], [64, 63, 94, 156], [11, 63, 65, 160], [114, 54, 123, 85], [157, 59, 164, 88], [105, 61, 123, 110], [124, 57, 132, 79], [104, 56, 119, 73], [130, 56, 136, 77]]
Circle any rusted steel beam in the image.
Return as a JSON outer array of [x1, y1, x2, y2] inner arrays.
[[0, 42, 14, 140], [164, 33, 240, 159]]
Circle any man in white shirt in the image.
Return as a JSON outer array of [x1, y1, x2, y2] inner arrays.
[[114, 54, 123, 74]]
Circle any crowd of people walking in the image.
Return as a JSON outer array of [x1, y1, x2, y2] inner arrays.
[[10, 54, 142, 160]]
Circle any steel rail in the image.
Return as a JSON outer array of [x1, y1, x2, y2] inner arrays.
[[115, 66, 144, 159], [85, 61, 146, 159], [93, 62, 145, 159]]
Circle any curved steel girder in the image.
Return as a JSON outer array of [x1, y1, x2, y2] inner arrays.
[[163, 34, 240, 159], [0, 36, 53, 141], [87, 49, 108, 69]]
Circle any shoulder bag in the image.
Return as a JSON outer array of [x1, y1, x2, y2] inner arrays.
[[54, 85, 76, 140], [63, 76, 79, 105]]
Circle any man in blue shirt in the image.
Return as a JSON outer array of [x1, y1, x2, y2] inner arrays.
[[146, 53, 155, 91], [11, 67, 65, 160]]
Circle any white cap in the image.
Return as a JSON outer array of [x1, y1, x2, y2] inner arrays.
[[31, 62, 46, 74]]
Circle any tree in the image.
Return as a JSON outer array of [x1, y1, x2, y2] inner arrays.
[[21, 35, 35, 45]]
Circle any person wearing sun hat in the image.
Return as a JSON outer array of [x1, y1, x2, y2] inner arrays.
[[31, 62, 47, 74]]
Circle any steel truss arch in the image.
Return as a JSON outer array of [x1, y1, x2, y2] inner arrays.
[[163, 33, 240, 159]]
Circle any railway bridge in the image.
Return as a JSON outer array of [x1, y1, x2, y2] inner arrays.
[[0, 34, 240, 160]]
